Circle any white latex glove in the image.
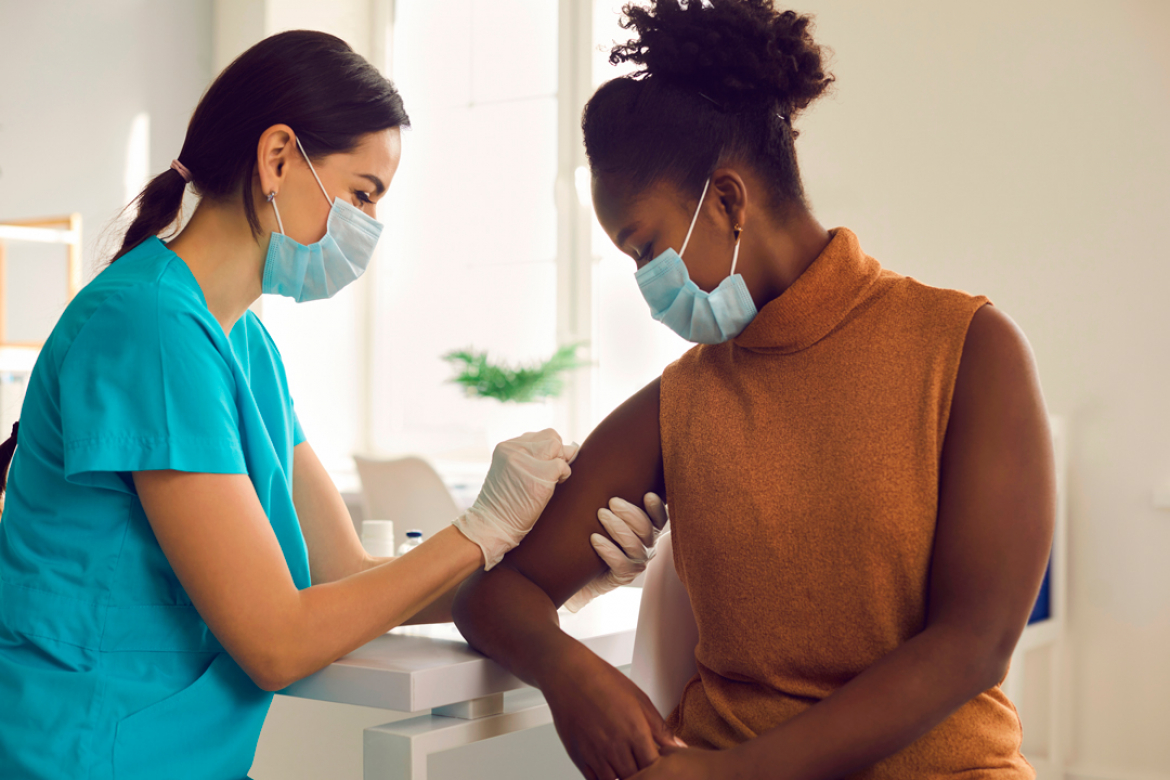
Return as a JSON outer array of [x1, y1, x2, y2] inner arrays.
[[454, 429, 579, 570], [564, 492, 669, 613]]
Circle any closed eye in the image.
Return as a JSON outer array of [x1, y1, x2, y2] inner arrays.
[[355, 191, 373, 205]]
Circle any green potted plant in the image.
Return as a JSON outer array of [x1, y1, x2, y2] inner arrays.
[[443, 344, 585, 445]]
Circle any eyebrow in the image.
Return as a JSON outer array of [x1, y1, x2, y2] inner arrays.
[[357, 173, 386, 195]]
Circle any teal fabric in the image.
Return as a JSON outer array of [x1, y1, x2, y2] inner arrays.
[[0, 237, 311, 779]]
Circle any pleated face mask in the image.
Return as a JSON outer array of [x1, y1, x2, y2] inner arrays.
[[634, 177, 758, 344], [262, 134, 384, 302]]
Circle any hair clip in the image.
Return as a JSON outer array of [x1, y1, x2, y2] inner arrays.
[[698, 92, 724, 110]]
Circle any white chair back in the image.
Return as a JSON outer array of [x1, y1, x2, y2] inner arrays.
[[353, 455, 461, 553], [630, 531, 700, 719]]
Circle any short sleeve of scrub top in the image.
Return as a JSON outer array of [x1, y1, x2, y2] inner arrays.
[[0, 238, 312, 780], [58, 282, 248, 487]]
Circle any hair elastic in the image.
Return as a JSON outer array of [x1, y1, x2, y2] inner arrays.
[[170, 159, 192, 182]]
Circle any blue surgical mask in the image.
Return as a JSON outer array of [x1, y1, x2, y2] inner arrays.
[[263, 135, 384, 302], [634, 177, 758, 344]]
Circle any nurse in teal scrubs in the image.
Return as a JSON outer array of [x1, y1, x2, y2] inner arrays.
[[0, 30, 657, 779]]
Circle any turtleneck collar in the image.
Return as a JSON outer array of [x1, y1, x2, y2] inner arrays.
[[733, 227, 882, 354]]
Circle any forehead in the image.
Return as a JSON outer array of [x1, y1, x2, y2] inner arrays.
[[592, 174, 686, 238], [327, 127, 402, 170]]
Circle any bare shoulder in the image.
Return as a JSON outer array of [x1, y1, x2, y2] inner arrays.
[[503, 376, 664, 604], [941, 302, 1053, 513], [949, 304, 1044, 431]]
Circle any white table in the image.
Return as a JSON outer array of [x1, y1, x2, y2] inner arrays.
[[281, 587, 642, 779]]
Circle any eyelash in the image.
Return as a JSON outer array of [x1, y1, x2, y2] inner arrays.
[[637, 243, 652, 262], [355, 191, 372, 205]]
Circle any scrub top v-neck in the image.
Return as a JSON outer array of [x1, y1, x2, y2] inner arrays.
[[0, 236, 310, 780]]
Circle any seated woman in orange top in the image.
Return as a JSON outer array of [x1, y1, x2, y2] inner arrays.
[[453, 2, 1055, 779]]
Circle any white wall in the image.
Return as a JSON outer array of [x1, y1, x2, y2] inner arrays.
[[0, 0, 213, 284], [790, 2, 1169, 776]]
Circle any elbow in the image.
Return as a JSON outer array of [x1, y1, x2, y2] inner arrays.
[[960, 636, 1017, 698], [236, 642, 307, 693], [932, 625, 1018, 699], [450, 577, 482, 646], [241, 655, 295, 693]]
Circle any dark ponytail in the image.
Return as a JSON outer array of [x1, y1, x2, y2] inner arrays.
[[0, 422, 17, 508], [112, 30, 410, 262], [583, 0, 833, 210]]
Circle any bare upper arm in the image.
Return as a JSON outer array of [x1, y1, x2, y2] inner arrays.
[[500, 377, 666, 606], [928, 304, 1056, 668], [133, 469, 301, 686]]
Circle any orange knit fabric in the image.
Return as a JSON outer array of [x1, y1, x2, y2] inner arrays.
[[660, 228, 1032, 777]]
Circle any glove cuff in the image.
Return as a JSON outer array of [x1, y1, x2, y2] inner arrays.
[[452, 510, 517, 571]]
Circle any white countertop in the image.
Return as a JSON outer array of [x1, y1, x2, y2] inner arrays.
[[280, 586, 642, 712]]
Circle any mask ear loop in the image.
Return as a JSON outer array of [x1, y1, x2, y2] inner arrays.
[[730, 223, 743, 275], [679, 177, 712, 257], [267, 191, 285, 235], [294, 134, 334, 206]]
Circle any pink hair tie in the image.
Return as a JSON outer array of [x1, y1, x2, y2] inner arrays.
[[170, 159, 192, 182]]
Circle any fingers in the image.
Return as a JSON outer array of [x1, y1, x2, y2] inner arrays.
[[499, 428, 565, 459], [642, 493, 669, 531], [590, 534, 643, 582], [630, 730, 662, 771], [563, 576, 606, 613], [564, 441, 581, 464], [597, 508, 652, 559], [650, 718, 687, 749], [603, 497, 656, 547], [610, 746, 641, 780]]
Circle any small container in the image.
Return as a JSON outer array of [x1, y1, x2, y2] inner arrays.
[[397, 530, 424, 556], [361, 520, 396, 558]]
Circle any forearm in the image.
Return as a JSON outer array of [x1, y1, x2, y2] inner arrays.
[[453, 565, 593, 690], [271, 526, 483, 689], [729, 625, 1006, 780]]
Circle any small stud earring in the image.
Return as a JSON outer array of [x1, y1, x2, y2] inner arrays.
[[733, 223, 743, 241], [266, 191, 276, 203]]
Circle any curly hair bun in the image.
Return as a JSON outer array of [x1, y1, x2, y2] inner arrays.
[[612, 0, 833, 118]]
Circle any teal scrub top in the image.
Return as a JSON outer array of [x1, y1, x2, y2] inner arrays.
[[0, 236, 310, 780]]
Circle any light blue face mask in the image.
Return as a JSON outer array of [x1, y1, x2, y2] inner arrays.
[[634, 177, 758, 344], [262, 135, 384, 302]]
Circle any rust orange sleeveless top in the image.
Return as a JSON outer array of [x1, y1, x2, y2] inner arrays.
[[660, 228, 1032, 777]]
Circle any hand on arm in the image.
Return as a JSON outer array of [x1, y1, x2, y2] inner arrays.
[[454, 378, 684, 780], [641, 305, 1055, 780]]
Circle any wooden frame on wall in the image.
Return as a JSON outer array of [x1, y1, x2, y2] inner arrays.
[[0, 213, 82, 349]]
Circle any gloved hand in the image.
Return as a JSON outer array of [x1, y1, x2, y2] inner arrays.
[[564, 492, 669, 613], [454, 429, 580, 570]]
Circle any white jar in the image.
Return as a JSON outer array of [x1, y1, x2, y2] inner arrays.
[[361, 519, 396, 558]]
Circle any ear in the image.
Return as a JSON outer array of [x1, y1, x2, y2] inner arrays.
[[256, 124, 296, 198], [709, 168, 749, 239]]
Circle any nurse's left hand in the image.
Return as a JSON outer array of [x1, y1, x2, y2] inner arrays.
[[564, 493, 668, 612], [629, 744, 735, 780], [454, 429, 580, 570]]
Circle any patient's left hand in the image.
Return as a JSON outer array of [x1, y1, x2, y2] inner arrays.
[[629, 744, 732, 780], [564, 493, 669, 612]]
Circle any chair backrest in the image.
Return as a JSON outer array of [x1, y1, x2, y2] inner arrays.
[[352, 455, 461, 553], [630, 531, 700, 719]]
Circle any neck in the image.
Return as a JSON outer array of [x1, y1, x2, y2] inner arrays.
[[166, 197, 267, 333], [741, 206, 832, 311]]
